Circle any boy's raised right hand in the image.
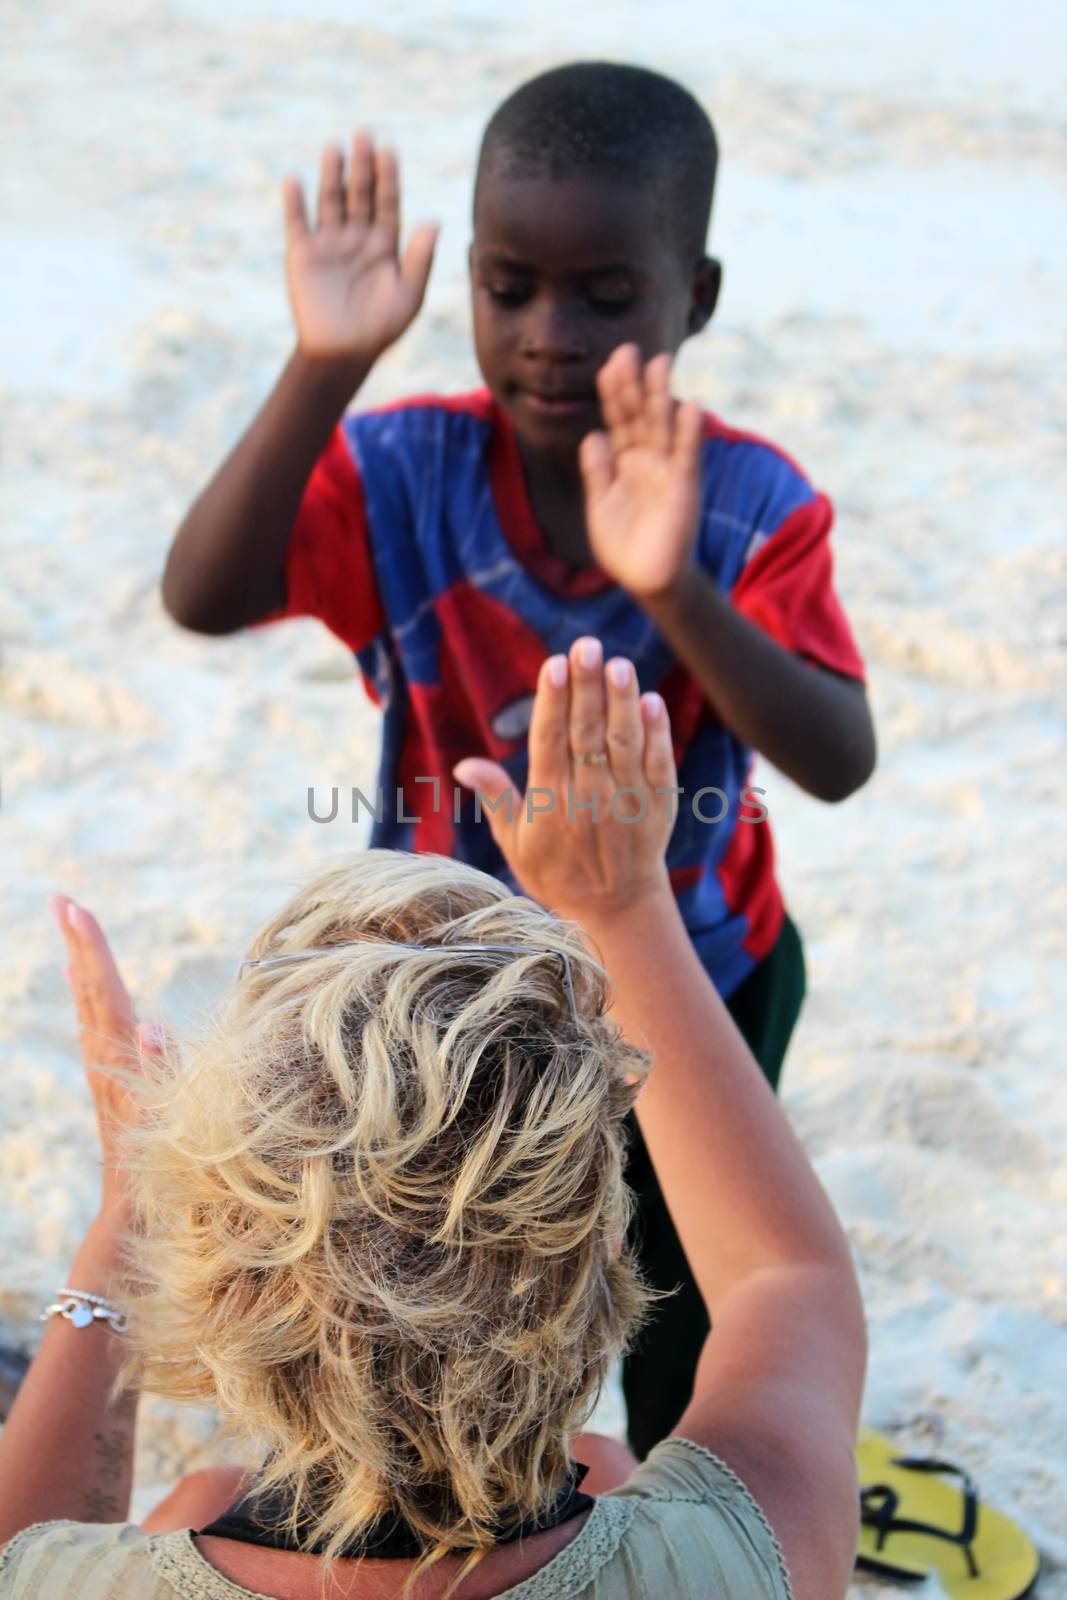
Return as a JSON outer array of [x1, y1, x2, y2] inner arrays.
[[283, 132, 438, 366]]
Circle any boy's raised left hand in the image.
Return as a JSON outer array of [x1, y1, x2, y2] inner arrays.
[[580, 346, 704, 602]]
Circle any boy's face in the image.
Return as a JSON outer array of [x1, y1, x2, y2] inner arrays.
[[470, 167, 719, 465]]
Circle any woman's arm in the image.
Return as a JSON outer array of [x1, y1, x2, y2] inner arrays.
[[458, 646, 864, 1599], [455, 641, 863, 1353], [579, 885, 856, 1308], [577, 882, 865, 1600], [0, 1221, 136, 1547], [457, 340, 868, 1595], [0, 902, 159, 1549]]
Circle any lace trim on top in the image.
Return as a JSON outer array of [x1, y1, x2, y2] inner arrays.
[[148, 1497, 637, 1600], [143, 1438, 792, 1600]]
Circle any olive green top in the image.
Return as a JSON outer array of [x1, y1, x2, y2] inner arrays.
[[0, 1437, 792, 1599]]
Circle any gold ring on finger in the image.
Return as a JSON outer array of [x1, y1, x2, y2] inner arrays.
[[573, 751, 609, 766]]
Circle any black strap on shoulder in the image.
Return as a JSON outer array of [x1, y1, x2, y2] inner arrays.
[[860, 1456, 980, 1579]]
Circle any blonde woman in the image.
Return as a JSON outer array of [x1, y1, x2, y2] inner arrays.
[[0, 355, 865, 1597], [0, 633, 864, 1600]]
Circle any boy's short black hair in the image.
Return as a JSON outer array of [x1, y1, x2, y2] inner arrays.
[[475, 61, 718, 267]]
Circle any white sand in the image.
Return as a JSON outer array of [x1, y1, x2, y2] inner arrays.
[[2, 1, 1065, 1589]]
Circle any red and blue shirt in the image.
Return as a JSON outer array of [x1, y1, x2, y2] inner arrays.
[[272, 389, 865, 999]]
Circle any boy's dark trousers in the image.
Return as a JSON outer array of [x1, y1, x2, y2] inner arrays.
[[621, 913, 807, 1461]]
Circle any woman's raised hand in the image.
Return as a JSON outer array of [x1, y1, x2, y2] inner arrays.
[[283, 131, 439, 365], [50, 898, 162, 1224], [453, 638, 677, 919]]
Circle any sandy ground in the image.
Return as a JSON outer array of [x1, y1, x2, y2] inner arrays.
[[3, 1, 1066, 1591]]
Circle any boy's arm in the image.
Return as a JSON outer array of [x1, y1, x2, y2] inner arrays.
[[162, 133, 437, 635], [584, 344, 875, 802], [642, 564, 875, 802], [162, 350, 371, 632]]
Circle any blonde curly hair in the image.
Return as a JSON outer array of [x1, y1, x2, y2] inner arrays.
[[123, 851, 653, 1592]]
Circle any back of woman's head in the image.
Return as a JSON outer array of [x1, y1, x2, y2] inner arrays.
[[126, 850, 652, 1582]]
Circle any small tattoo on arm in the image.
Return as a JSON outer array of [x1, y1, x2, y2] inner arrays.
[[83, 1486, 122, 1521], [93, 1429, 130, 1485]]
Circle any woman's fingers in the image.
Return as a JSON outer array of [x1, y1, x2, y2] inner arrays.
[[640, 691, 677, 815], [604, 657, 645, 797], [568, 637, 607, 773], [453, 651, 675, 913], [455, 654, 572, 875], [523, 653, 571, 798], [135, 1020, 170, 1061], [451, 757, 522, 862], [316, 143, 346, 229], [50, 901, 154, 1212], [51, 897, 136, 1066], [451, 757, 515, 801]]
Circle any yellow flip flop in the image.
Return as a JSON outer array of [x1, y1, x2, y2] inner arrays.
[[856, 1429, 1040, 1598]]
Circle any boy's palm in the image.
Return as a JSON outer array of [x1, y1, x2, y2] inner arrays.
[[581, 348, 704, 600], [284, 133, 438, 363]]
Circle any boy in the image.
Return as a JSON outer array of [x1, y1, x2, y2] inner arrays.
[[163, 62, 876, 1459]]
